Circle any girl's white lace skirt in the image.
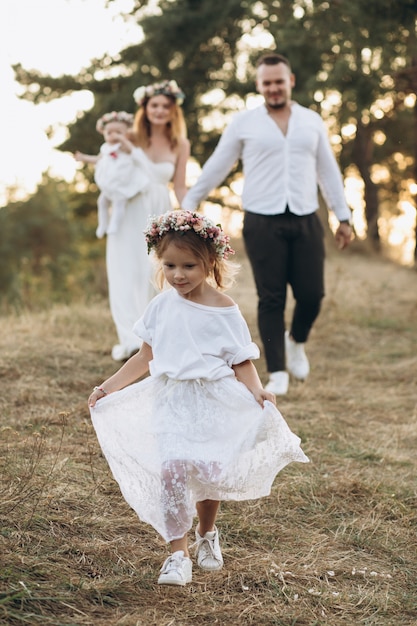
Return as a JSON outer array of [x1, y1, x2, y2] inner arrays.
[[90, 375, 309, 542]]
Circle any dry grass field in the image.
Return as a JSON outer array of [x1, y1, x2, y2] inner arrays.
[[1, 239, 416, 625]]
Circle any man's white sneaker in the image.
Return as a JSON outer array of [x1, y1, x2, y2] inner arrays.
[[285, 331, 310, 380], [265, 371, 289, 395], [157, 550, 192, 586], [194, 526, 223, 571]]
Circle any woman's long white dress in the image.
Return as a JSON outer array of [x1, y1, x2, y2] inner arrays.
[[90, 289, 309, 542], [106, 150, 174, 359]]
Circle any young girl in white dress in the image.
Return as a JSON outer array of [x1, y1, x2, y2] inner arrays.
[[88, 209, 309, 587]]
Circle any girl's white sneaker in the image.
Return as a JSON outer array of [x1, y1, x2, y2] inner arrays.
[[194, 527, 224, 571], [157, 550, 192, 586]]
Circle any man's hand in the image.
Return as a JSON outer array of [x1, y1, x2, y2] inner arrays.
[[335, 222, 353, 250]]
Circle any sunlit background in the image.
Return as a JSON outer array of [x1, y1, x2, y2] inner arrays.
[[1, 0, 416, 265], [0, 0, 141, 198]]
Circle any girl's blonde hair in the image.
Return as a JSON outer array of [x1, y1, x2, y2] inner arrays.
[[131, 98, 187, 150], [152, 230, 239, 291]]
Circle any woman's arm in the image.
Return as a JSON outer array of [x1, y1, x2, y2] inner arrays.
[[232, 360, 276, 408], [172, 138, 191, 204], [88, 342, 153, 407]]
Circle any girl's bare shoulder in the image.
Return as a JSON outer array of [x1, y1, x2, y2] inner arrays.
[[192, 283, 235, 308], [210, 290, 235, 308]]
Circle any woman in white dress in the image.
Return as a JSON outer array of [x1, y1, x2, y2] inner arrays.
[[88, 210, 309, 587], [106, 80, 190, 361]]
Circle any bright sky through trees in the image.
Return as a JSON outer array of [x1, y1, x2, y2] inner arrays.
[[0, 0, 141, 202]]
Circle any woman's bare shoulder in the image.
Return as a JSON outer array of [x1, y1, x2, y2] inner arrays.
[[178, 136, 190, 153]]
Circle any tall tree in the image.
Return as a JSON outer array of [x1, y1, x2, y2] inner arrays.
[[243, 0, 417, 249], [394, 14, 417, 265], [0, 176, 86, 309], [12, 0, 417, 258]]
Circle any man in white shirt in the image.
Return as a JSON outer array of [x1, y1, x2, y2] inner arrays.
[[182, 53, 352, 395]]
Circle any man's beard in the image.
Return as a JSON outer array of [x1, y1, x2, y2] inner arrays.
[[267, 100, 286, 110]]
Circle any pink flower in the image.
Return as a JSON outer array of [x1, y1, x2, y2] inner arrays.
[[174, 214, 187, 227], [144, 210, 234, 259], [192, 218, 205, 233]]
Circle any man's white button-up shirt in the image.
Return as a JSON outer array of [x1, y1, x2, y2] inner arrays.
[[182, 102, 351, 222]]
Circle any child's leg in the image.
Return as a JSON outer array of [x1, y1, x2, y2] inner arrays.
[[158, 461, 193, 586], [195, 500, 223, 571], [170, 535, 189, 557], [166, 500, 220, 556], [161, 460, 192, 546], [107, 198, 126, 234], [158, 532, 192, 587], [196, 500, 220, 535], [96, 193, 110, 238]]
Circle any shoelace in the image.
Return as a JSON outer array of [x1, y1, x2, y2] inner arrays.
[[190, 535, 220, 562], [160, 554, 184, 574]]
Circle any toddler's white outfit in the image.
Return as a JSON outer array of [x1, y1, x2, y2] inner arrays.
[[94, 143, 149, 238], [90, 288, 309, 542]]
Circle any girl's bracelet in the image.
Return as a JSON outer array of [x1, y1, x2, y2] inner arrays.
[[93, 386, 107, 395]]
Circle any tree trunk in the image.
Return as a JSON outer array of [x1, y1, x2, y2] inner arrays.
[[396, 49, 417, 267], [413, 93, 417, 267], [351, 120, 381, 250]]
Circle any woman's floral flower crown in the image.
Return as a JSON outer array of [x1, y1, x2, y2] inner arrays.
[[133, 80, 185, 107], [96, 111, 133, 134], [144, 210, 235, 259]]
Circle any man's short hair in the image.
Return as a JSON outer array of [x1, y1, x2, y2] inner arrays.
[[256, 53, 291, 71]]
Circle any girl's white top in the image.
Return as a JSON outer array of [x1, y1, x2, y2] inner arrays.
[[133, 288, 259, 380]]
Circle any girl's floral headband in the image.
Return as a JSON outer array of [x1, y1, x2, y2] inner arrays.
[[96, 111, 134, 134], [133, 80, 185, 107], [144, 210, 235, 259]]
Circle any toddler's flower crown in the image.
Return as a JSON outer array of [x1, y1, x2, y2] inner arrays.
[[144, 210, 235, 259], [96, 111, 134, 134], [133, 80, 185, 107]]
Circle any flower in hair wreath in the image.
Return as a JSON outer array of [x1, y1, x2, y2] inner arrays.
[[144, 210, 235, 259], [96, 111, 134, 134], [133, 80, 185, 107]]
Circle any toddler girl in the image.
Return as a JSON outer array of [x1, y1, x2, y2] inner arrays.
[[75, 111, 149, 238]]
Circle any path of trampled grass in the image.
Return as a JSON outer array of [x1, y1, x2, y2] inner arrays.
[[1, 244, 416, 625]]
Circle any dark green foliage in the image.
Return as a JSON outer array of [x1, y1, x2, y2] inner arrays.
[[13, 0, 252, 163], [0, 175, 105, 311], [257, 0, 417, 246]]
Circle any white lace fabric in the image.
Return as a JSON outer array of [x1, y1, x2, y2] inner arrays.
[[91, 375, 309, 542]]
